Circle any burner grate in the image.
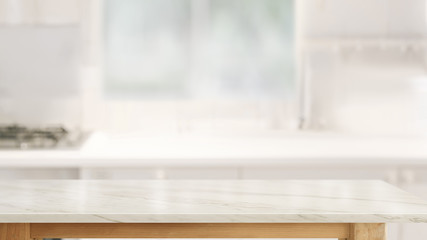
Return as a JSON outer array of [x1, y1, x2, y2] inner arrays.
[[0, 124, 69, 149]]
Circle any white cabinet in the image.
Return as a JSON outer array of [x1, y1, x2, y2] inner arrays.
[[0, 0, 81, 25], [303, 0, 427, 38], [241, 166, 399, 182], [0, 168, 78, 179], [79, 168, 163, 179], [165, 168, 239, 179], [36, 0, 81, 25], [0, 0, 36, 24], [79, 168, 240, 180]]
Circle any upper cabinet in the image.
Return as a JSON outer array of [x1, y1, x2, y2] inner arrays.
[[0, 0, 81, 25], [302, 0, 427, 38]]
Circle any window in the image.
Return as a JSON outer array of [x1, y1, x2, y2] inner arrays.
[[104, 0, 295, 100]]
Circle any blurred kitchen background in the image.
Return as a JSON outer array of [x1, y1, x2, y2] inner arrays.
[[1, 0, 427, 239]]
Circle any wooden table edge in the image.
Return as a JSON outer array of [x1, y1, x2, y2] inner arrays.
[[0, 222, 386, 240]]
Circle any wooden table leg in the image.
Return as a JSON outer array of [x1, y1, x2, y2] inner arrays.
[[0, 223, 31, 240], [350, 223, 386, 240]]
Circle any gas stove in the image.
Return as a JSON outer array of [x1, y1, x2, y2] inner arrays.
[[0, 124, 84, 149]]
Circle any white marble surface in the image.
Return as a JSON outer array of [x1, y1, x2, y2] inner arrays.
[[1, 180, 427, 223]]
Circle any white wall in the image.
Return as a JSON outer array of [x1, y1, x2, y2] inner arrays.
[[1, 0, 427, 136]]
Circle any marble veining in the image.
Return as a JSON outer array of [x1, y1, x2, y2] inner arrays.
[[0, 180, 427, 223]]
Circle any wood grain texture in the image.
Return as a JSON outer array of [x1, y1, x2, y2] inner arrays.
[[0, 223, 31, 240], [350, 223, 386, 240], [31, 223, 350, 238]]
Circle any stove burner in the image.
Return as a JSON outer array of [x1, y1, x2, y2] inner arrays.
[[0, 124, 69, 149]]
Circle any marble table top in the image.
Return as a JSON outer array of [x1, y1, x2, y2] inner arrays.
[[1, 180, 427, 223]]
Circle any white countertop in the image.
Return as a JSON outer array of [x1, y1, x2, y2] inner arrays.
[[1, 132, 427, 167], [1, 180, 427, 223]]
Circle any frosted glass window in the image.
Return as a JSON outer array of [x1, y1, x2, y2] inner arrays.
[[104, 0, 294, 99]]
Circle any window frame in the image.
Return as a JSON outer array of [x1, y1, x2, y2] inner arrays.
[[81, 0, 304, 133]]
